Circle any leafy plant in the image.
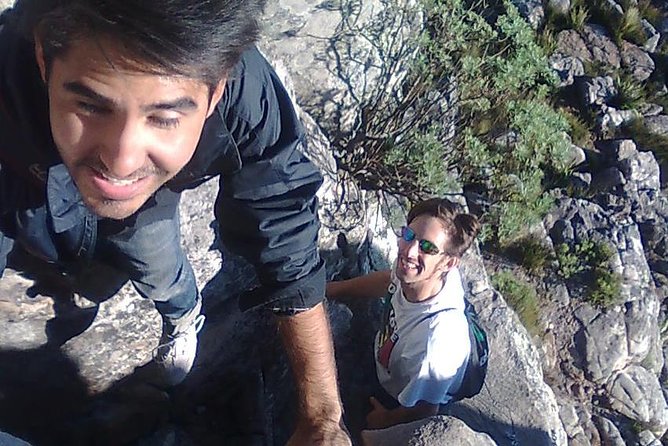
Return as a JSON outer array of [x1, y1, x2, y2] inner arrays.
[[507, 236, 554, 275], [555, 240, 622, 308], [613, 72, 646, 110], [555, 243, 584, 279], [537, 27, 558, 56], [331, 0, 573, 245], [587, 0, 646, 46], [569, 4, 589, 32], [590, 267, 622, 307], [637, 0, 663, 27], [618, 6, 645, 45], [492, 270, 542, 336], [560, 107, 594, 148]]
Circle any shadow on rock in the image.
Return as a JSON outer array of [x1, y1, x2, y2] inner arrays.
[[0, 346, 90, 445]]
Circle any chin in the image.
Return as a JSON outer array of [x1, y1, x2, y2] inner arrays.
[[84, 196, 147, 220]]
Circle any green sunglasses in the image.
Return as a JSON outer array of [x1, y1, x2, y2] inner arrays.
[[399, 226, 443, 255]]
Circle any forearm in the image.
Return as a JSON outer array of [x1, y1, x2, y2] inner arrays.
[[276, 302, 343, 427], [326, 270, 391, 301]]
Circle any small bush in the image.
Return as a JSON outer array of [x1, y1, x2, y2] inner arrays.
[[569, 4, 589, 31], [555, 239, 622, 308], [332, 0, 573, 245], [618, 6, 645, 45], [613, 72, 646, 110], [506, 236, 554, 275], [555, 243, 584, 279], [492, 270, 542, 336], [537, 27, 558, 56], [637, 0, 663, 27], [590, 267, 622, 307], [560, 107, 594, 148]]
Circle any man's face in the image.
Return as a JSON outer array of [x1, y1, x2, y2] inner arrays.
[[36, 38, 224, 219], [395, 214, 454, 287]]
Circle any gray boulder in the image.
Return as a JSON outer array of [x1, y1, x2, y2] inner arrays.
[[581, 25, 621, 69], [644, 115, 668, 137], [556, 30, 593, 62], [620, 41, 655, 82], [549, 53, 585, 87], [606, 365, 668, 435], [360, 416, 496, 446], [641, 19, 660, 53], [510, 0, 544, 29], [576, 76, 617, 107]]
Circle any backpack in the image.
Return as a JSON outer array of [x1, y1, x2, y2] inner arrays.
[[448, 298, 489, 402]]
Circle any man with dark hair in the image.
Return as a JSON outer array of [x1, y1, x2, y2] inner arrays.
[[327, 198, 480, 432], [0, 0, 350, 443]]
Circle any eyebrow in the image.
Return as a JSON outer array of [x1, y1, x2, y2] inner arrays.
[[63, 81, 199, 112]]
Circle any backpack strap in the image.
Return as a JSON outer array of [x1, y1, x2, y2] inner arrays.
[[448, 298, 489, 402]]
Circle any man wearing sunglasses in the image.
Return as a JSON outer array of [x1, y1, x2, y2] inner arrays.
[[327, 198, 480, 432]]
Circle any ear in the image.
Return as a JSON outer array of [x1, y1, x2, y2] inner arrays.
[[206, 79, 226, 117], [33, 34, 47, 83]]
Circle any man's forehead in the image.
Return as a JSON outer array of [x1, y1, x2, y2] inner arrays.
[[55, 36, 209, 85]]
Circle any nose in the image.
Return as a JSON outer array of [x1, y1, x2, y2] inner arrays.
[[98, 116, 147, 178], [399, 237, 420, 258]]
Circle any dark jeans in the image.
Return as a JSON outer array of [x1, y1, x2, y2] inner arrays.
[[0, 186, 198, 323]]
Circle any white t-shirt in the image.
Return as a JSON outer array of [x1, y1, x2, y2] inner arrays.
[[374, 266, 470, 407]]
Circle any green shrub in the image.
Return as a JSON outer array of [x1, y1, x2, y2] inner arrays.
[[569, 4, 589, 31], [619, 6, 646, 44], [537, 27, 558, 56], [637, 0, 663, 27], [590, 267, 622, 307], [555, 239, 622, 308], [587, 0, 646, 45], [506, 236, 554, 275], [555, 243, 584, 279], [331, 0, 572, 246], [492, 270, 542, 336], [560, 107, 594, 148], [613, 72, 646, 110]]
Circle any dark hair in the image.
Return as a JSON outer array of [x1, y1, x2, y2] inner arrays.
[[407, 198, 480, 257], [13, 0, 266, 88]]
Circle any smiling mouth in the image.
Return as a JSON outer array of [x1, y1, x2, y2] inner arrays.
[[98, 171, 143, 186], [88, 168, 153, 201], [399, 257, 420, 272]]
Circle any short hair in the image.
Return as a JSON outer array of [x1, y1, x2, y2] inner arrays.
[[407, 198, 480, 257], [12, 0, 267, 88]]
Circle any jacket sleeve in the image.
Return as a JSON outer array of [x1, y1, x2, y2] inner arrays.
[[214, 47, 325, 313]]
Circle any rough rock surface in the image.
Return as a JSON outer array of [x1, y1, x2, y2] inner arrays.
[[620, 40, 655, 82], [260, 0, 420, 135], [542, 140, 668, 445], [360, 416, 497, 446]]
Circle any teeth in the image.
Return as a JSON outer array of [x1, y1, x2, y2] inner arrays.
[[102, 174, 140, 186], [401, 258, 418, 270]]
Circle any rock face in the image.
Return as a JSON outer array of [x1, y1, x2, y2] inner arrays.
[[542, 140, 668, 444], [260, 0, 422, 135]]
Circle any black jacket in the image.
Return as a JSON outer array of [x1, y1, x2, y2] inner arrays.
[[0, 15, 325, 312]]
